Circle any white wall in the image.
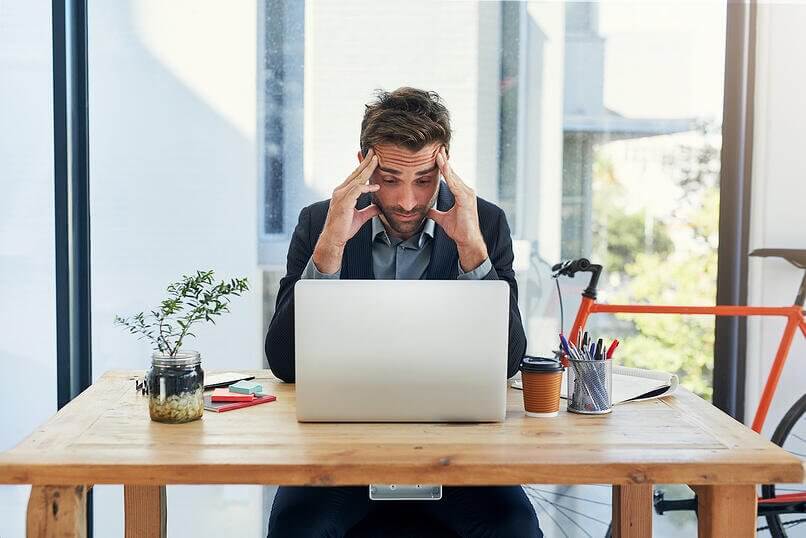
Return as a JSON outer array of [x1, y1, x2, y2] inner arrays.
[[0, 2, 57, 536], [87, 1, 263, 535], [746, 2, 806, 436]]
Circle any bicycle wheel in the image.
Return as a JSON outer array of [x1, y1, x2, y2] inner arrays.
[[523, 484, 614, 537], [761, 393, 806, 538]]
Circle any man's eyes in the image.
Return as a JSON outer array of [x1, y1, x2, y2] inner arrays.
[[381, 177, 434, 185]]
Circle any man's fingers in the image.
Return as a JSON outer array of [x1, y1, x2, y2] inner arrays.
[[358, 183, 380, 194], [437, 148, 472, 200], [345, 177, 379, 200], [339, 149, 375, 188], [436, 149, 457, 188], [436, 153, 461, 199], [442, 147, 467, 185], [354, 154, 379, 183], [341, 154, 377, 190], [427, 207, 449, 226], [356, 203, 380, 225]]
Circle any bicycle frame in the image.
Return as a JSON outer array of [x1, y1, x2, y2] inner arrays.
[[554, 256, 806, 516], [568, 298, 806, 433]]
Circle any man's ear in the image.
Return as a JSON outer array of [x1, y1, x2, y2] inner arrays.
[[357, 150, 364, 163]]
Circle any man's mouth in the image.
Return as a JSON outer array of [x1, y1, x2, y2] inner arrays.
[[394, 212, 419, 222]]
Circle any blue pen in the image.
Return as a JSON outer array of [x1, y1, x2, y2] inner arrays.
[[559, 334, 572, 357], [589, 342, 596, 360]]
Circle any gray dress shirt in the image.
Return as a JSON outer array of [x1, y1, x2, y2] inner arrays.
[[302, 216, 492, 280]]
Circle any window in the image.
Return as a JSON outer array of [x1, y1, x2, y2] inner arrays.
[[562, 2, 725, 401], [259, 1, 725, 404], [260, 0, 304, 239]]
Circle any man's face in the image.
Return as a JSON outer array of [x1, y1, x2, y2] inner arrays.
[[358, 142, 441, 240]]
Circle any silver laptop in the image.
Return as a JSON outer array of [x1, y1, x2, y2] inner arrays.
[[294, 280, 510, 422]]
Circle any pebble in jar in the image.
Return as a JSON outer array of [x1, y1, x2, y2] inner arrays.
[[146, 350, 204, 424]]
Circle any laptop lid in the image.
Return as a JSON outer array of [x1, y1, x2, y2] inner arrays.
[[294, 280, 509, 422]]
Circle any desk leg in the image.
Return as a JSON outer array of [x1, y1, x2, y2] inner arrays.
[[124, 485, 166, 538], [694, 484, 756, 538], [611, 484, 652, 538], [27, 485, 87, 538]]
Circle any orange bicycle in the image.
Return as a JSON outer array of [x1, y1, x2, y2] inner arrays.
[[553, 248, 806, 537]]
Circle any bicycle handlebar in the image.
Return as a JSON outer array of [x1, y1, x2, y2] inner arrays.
[[552, 257, 604, 299], [552, 258, 592, 274]]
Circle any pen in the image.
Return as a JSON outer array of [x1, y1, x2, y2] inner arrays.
[[567, 335, 584, 361], [596, 338, 604, 360], [606, 339, 620, 360], [559, 333, 572, 358]]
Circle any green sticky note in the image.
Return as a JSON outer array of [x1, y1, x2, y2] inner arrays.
[[229, 380, 262, 394]]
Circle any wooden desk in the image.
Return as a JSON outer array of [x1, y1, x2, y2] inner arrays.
[[1, 370, 802, 537]]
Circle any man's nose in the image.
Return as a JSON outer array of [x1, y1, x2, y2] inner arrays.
[[399, 186, 417, 212]]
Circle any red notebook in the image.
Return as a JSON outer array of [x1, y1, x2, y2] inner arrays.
[[203, 394, 276, 412]]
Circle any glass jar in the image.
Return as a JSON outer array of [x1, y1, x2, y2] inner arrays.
[[146, 350, 204, 423]]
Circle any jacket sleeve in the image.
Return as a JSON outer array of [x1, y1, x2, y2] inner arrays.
[[481, 209, 527, 378], [264, 205, 314, 382]]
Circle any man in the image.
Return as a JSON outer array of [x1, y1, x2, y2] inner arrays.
[[265, 88, 540, 537]]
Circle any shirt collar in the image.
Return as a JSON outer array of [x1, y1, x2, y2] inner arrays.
[[372, 216, 435, 249]]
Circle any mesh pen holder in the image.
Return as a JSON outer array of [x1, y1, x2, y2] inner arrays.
[[567, 357, 612, 415]]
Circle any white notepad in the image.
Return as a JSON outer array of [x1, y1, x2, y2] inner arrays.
[[511, 365, 678, 404]]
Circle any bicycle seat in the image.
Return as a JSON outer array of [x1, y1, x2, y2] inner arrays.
[[749, 248, 806, 269]]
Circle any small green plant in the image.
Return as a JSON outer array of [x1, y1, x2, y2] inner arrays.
[[115, 270, 249, 357]]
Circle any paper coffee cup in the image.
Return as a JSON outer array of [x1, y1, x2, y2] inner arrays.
[[520, 356, 564, 417]]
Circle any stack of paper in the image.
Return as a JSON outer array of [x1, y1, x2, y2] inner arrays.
[[512, 365, 678, 405]]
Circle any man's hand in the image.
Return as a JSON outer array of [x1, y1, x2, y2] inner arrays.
[[427, 147, 489, 272], [312, 149, 381, 274]]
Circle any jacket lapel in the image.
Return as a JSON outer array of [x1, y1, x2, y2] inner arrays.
[[426, 181, 458, 280], [342, 193, 375, 280]]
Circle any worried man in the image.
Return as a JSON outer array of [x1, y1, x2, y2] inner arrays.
[[265, 87, 541, 537]]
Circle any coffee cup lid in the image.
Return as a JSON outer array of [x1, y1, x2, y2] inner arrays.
[[520, 356, 564, 373]]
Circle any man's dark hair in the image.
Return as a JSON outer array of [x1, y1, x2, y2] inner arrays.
[[359, 87, 452, 157]]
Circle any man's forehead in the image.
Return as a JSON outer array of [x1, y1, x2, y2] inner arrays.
[[373, 143, 441, 172]]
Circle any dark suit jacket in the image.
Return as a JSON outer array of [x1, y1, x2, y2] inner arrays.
[[264, 181, 527, 382]]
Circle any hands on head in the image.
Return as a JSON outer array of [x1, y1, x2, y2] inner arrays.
[[428, 147, 489, 272], [323, 148, 382, 246], [312, 145, 488, 275], [311, 149, 381, 274]]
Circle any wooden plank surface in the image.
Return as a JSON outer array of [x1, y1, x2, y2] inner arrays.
[[27, 485, 87, 538], [611, 484, 652, 538], [0, 370, 802, 486], [693, 484, 757, 537]]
